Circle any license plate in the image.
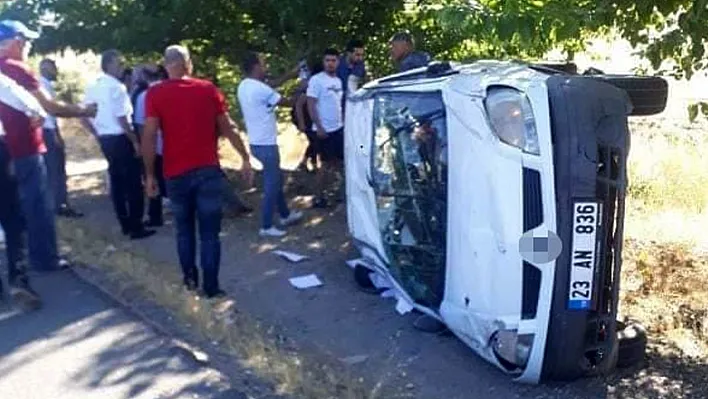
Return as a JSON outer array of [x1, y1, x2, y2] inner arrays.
[[567, 201, 602, 311]]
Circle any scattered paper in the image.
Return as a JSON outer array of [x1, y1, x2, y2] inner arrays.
[[340, 354, 370, 365], [396, 297, 414, 315], [273, 250, 309, 263], [346, 258, 367, 269], [289, 274, 323, 289]]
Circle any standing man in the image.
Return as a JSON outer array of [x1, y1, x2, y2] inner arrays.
[[237, 52, 303, 238], [336, 39, 366, 108], [0, 69, 49, 308], [39, 58, 83, 218], [389, 31, 431, 73], [142, 45, 253, 299], [82, 49, 154, 240], [0, 20, 96, 273], [307, 48, 344, 209]]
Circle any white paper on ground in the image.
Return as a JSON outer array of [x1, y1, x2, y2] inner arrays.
[[396, 296, 414, 315], [273, 250, 309, 263], [289, 274, 323, 289], [345, 258, 369, 269]]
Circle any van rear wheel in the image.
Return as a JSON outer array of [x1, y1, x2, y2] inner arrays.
[[616, 320, 648, 368], [586, 74, 669, 116]]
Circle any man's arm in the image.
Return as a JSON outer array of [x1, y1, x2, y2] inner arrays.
[[31, 87, 95, 118], [217, 114, 250, 163], [217, 113, 253, 184], [141, 116, 159, 179], [307, 96, 326, 138], [266, 65, 299, 89], [119, 116, 140, 153], [0, 72, 47, 119], [295, 94, 307, 132]]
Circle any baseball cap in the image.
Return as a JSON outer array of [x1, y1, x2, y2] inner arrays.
[[0, 20, 40, 42]]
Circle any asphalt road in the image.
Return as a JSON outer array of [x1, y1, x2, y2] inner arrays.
[[0, 271, 242, 399]]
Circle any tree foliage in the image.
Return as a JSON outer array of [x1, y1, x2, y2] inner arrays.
[[3, 0, 707, 80]]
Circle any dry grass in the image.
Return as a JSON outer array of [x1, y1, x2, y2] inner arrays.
[[619, 117, 708, 357], [57, 218, 368, 399]]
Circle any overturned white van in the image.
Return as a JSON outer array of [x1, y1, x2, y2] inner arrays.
[[343, 60, 667, 384]]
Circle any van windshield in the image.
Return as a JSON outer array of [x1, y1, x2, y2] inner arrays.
[[371, 91, 449, 309]]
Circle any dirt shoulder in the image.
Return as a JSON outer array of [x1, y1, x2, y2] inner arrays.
[[57, 168, 707, 399]]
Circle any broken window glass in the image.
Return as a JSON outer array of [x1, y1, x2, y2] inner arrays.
[[371, 91, 449, 308]]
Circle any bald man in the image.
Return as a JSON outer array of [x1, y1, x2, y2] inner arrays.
[[142, 45, 252, 299]]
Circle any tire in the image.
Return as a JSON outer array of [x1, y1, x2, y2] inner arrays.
[[616, 320, 647, 368], [586, 75, 669, 116], [353, 264, 385, 295], [532, 62, 579, 75]]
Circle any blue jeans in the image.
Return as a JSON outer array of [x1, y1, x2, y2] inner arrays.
[[0, 140, 29, 284], [166, 166, 224, 296], [42, 128, 68, 209], [250, 145, 290, 229], [13, 153, 59, 271]]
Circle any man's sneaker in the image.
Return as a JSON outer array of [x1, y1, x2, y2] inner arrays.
[[259, 227, 287, 238], [279, 210, 304, 227], [9, 282, 42, 310]]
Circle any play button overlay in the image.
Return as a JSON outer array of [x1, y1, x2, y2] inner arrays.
[[519, 229, 563, 264]]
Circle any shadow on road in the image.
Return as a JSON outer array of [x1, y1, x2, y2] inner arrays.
[[0, 271, 236, 399]]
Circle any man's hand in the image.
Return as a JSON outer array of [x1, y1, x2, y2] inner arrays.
[[316, 125, 327, 139], [145, 175, 159, 198], [131, 139, 141, 158], [241, 162, 254, 186], [29, 114, 44, 129], [82, 103, 98, 118]]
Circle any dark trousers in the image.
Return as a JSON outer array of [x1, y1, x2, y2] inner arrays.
[[13, 153, 59, 271], [166, 166, 224, 296], [42, 128, 69, 210], [0, 140, 29, 284], [147, 155, 166, 224], [98, 135, 145, 234]]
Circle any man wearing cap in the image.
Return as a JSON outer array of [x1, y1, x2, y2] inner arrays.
[[0, 20, 96, 274], [389, 31, 432, 73], [0, 68, 48, 308], [39, 58, 84, 219]]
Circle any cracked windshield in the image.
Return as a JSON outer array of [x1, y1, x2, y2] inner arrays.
[[372, 92, 449, 309]]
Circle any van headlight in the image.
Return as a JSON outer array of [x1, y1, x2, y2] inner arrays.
[[484, 87, 540, 155]]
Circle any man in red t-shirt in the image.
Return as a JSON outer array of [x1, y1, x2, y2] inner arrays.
[[0, 20, 96, 287], [142, 45, 253, 298]]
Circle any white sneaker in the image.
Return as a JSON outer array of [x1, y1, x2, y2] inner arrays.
[[259, 227, 287, 238], [279, 210, 304, 227]]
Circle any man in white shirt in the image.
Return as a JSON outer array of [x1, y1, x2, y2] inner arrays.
[[307, 48, 344, 209], [237, 52, 303, 237], [82, 49, 155, 240], [39, 58, 83, 218]]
